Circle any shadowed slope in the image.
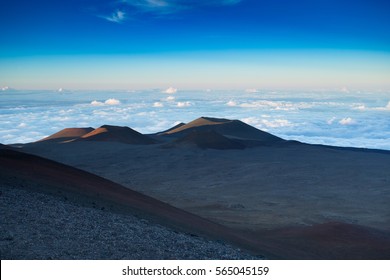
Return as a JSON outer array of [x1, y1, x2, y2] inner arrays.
[[173, 130, 246, 150], [163, 117, 282, 143], [80, 125, 157, 145], [0, 148, 273, 258], [257, 222, 390, 259], [38, 127, 94, 143]]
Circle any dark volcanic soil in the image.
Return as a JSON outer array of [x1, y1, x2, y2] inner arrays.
[[0, 183, 260, 260]]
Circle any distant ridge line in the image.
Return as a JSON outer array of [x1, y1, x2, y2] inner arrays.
[[27, 116, 287, 149]]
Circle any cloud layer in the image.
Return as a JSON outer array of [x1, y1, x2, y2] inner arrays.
[[0, 90, 389, 150]]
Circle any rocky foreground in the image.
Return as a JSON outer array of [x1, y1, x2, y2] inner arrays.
[[0, 183, 260, 260]]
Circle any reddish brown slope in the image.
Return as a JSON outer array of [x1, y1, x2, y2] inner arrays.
[[38, 127, 94, 143], [80, 125, 157, 145], [157, 122, 186, 135], [163, 117, 282, 143]]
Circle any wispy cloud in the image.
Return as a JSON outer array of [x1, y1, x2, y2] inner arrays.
[[123, 0, 171, 9], [101, 0, 241, 20], [228, 100, 313, 111], [122, 0, 241, 10], [101, 10, 126, 23]]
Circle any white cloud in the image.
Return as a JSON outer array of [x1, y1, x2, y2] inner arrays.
[[240, 117, 258, 126], [226, 100, 237, 106], [163, 87, 177, 94], [17, 123, 27, 128], [91, 100, 104, 106], [104, 98, 121, 105], [245, 88, 258, 93], [2, 86, 9, 91], [239, 100, 312, 111], [153, 102, 164, 107], [177, 101, 192, 107], [351, 101, 390, 111], [241, 117, 293, 128], [102, 10, 126, 23], [340, 86, 350, 93], [261, 119, 293, 128], [339, 117, 355, 125], [327, 117, 337, 125], [240, 101, 275, 108], [164, 95, 175, 101], [90, 99, 121, 106], [372, 102, 390, 111], [352, 103, 366, 110]]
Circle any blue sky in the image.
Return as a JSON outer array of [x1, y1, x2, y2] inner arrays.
[[1, 0, 390, 90]]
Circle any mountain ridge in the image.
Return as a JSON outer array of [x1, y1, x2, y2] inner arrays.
[[36, 117, 283, 149]]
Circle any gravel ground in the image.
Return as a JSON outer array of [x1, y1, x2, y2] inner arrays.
[[0, 183, 260, 260]]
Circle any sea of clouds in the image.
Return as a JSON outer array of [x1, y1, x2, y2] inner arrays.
[[1, 88, 389, 150]]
